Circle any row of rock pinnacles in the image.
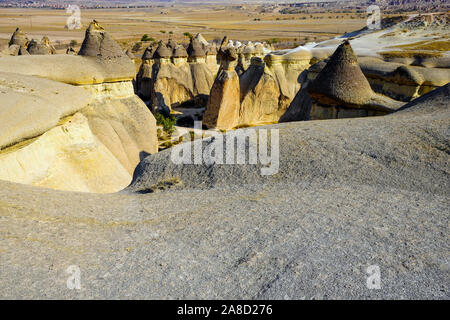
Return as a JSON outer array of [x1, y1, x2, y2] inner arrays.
[[2, 21, 435, 132], [135, 34, 272, 113], [3, 28, 57, 56]]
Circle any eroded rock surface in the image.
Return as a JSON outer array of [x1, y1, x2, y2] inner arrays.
[[0, 84, 448, 299], [0, 21, 157, 193]]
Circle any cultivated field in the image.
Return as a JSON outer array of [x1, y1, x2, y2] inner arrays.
[[0, 4, 370, 49]]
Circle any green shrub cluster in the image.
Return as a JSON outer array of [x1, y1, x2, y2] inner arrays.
[[155, 112, 177, 135]]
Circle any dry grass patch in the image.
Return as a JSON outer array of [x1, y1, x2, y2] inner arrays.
[[379, 50, 443, 59]]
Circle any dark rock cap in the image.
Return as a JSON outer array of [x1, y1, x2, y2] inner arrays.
[[142, 46, 155, 60], [187, 39, 206, 58], [217, 37, 237, 62], [308, 40, 373, 106], [205, 43, 218, 56], [167, 39, 178, 50], [194, 33, 209, 46], [173, 45, 188, 58], [153, 41, 172, 59], [78, 20, 125, 58], [27, 37, 55, 55]]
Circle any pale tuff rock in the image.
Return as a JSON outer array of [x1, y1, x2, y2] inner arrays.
[[239, 57, 287, 125], [0, 44, 20, 56], [237, 45, 311, 126], [203, 36, 311, 128], [78, 20, 125, 59], [205, 43, 220, 75], [0, 113, 131, 193], [80, 95, 158, 175], [203, 68, 241, 130], [307, 56, 450, 103], [358, 57, 450, 102], [136, 45, 156, 99], [0, 82, 448, 298], [0, 55, 136, 85], [0, 72, 157, 193], [0, 72, 93, 150], [138, 39, 215, 110], [203, 38, 240, 129], [0, 23, 158, 193]]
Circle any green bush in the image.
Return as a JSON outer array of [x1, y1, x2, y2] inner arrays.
[[141, 34, 154, 42], [155, 112, 177, 135]]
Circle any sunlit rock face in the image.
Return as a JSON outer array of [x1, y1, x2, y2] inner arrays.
[[236, 47, 312, 126], [202, 37, 312, 128], [204, 41, 241, 130], [0, 21, 158, 193], [141, 39, 216, 112]]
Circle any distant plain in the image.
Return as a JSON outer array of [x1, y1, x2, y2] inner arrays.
[[0, 4, 370, 48]]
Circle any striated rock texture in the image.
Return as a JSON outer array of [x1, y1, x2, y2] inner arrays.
[[0, 83, 448, 299], [359, 57, 450, 102], [0, 22, 157, 193]]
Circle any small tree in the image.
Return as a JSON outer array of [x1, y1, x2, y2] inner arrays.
[[183, 32, 193, 40], [155, 112, 176, 136], [141, 34, 152, 42]]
